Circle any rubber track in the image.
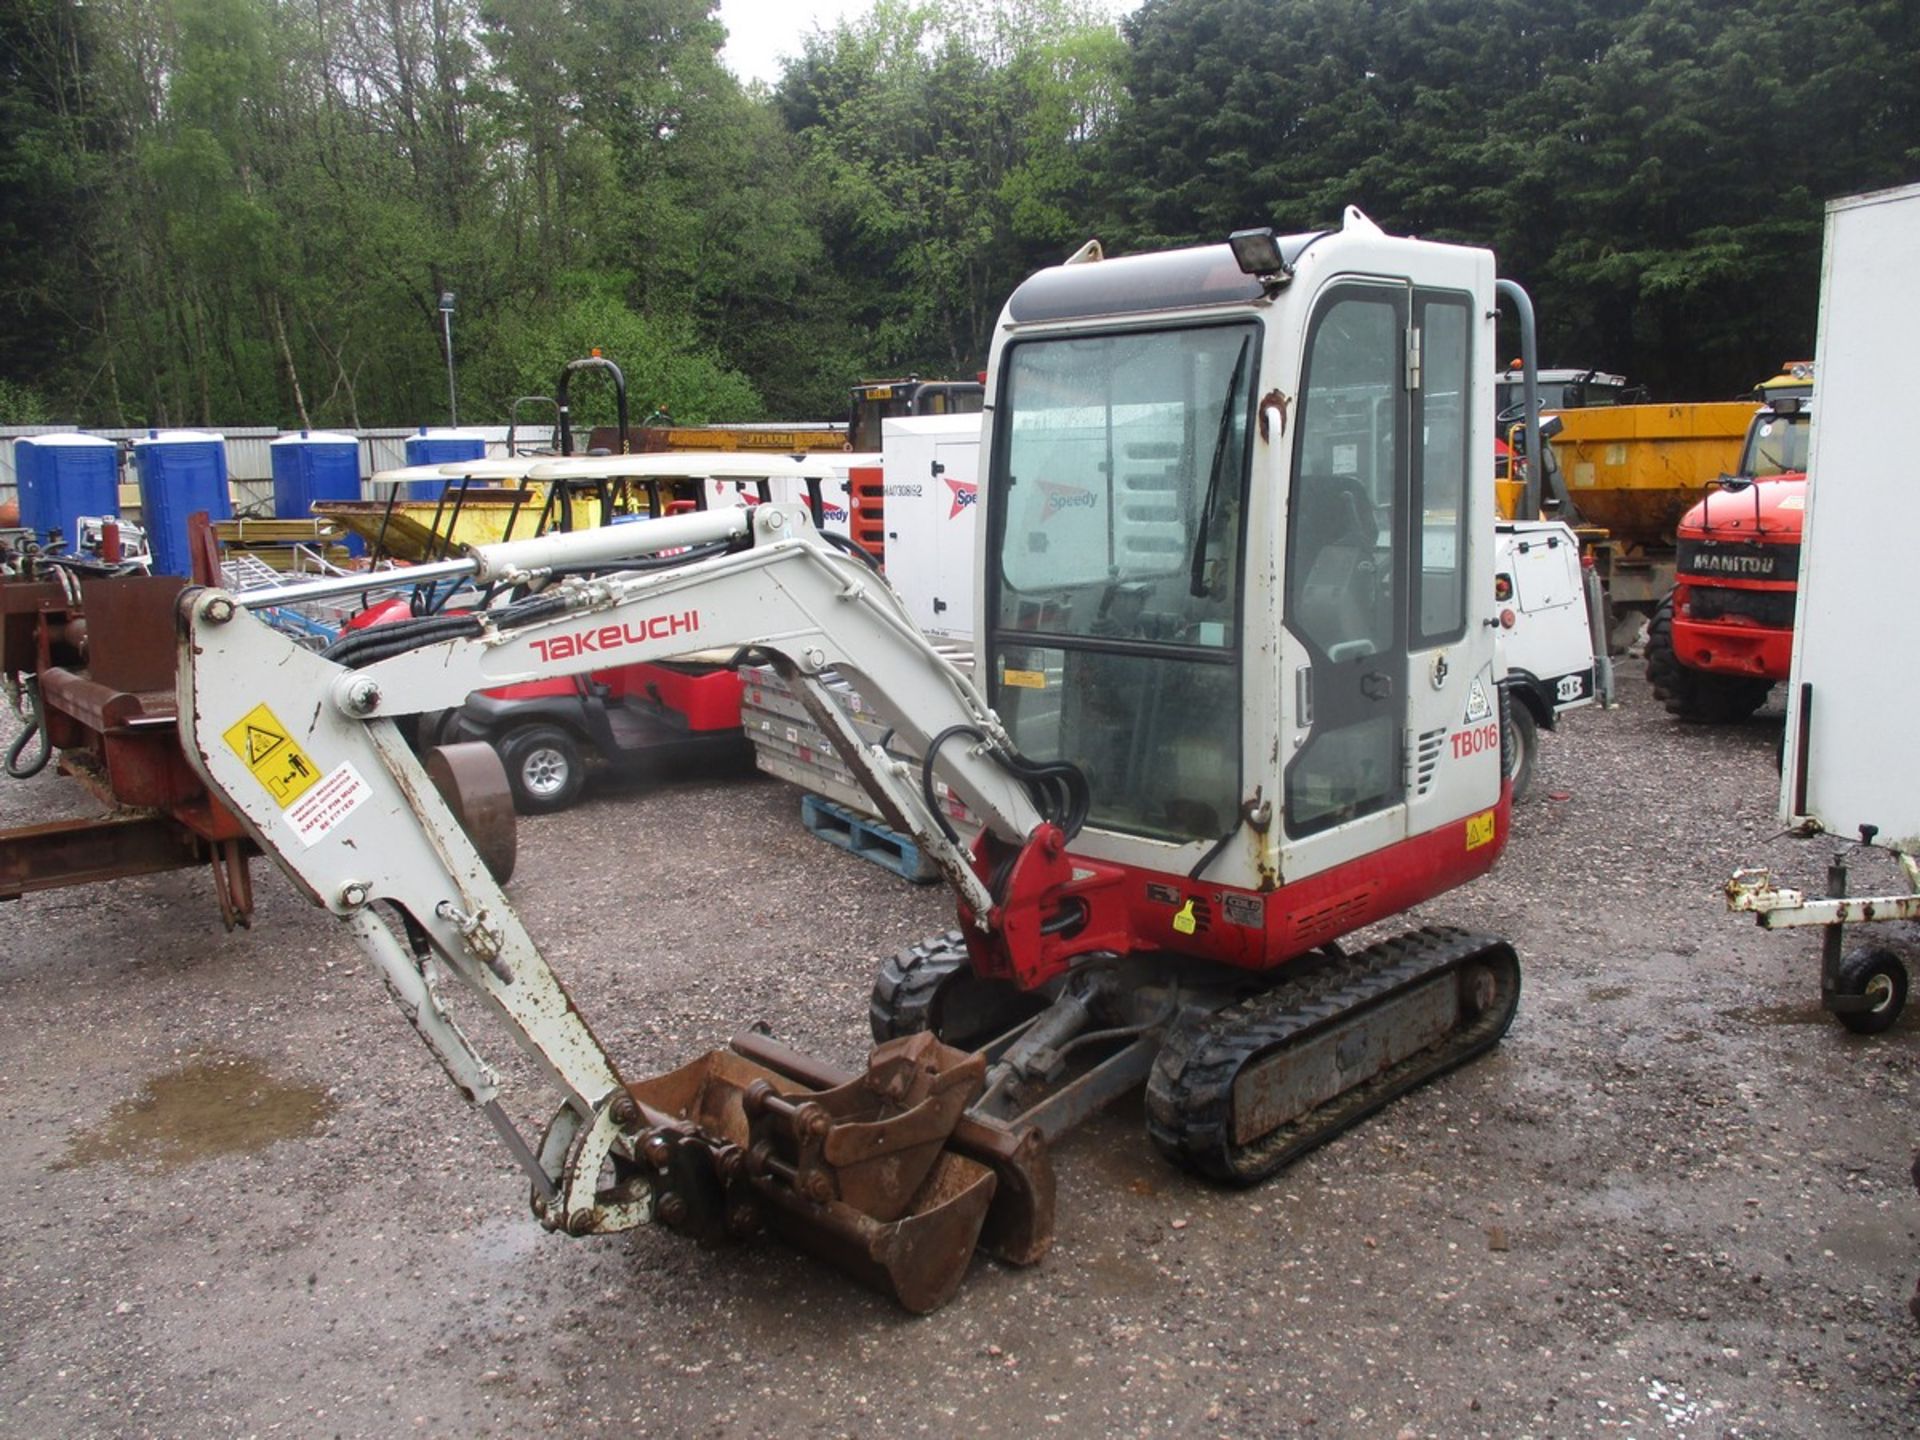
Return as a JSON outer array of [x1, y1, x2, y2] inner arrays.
[[1145, 925, 1520, 1183]]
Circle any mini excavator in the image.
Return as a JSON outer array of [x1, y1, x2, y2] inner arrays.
[[177, 210, 1532, 1310]]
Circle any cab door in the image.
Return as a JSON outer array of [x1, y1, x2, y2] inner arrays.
[[1282, 283, 1410, 846]]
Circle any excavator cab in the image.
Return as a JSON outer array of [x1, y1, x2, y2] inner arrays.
[[980, 210, 1508, 926]]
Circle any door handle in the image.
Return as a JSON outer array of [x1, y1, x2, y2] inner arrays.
[[1360, 671, 1393, 701]]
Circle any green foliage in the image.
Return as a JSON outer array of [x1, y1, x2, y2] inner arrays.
[[467, 276, 764, 424], [0, 378, 55, 426], [6, 0, 1919, 421], [777, 0, 1127, 375], [1101, 0, 1920, 397]]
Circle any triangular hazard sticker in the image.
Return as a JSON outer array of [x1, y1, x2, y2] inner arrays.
[[1464, 678, 1493, 725], [244, 726, 285, 765]]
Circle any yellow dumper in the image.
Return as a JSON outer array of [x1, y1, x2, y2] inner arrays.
[[1505, 399, 1757, 649]]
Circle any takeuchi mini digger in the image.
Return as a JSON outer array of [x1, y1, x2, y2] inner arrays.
[[176, 209, 1529, 1310]]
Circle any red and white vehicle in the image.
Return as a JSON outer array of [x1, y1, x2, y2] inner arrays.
[[351, 454, 859, 813], [178, 209, 1550, 1309]]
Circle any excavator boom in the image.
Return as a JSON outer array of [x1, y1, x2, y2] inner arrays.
[[177, 501, 1068, 1307]]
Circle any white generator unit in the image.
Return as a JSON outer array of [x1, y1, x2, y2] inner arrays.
[[880, 413, 981, 643], [1727, 180, 1920, 1033], [703, 469, 852, 541]]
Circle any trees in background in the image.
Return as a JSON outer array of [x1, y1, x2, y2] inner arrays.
[[2, 0, 1916, 426], [1104, 0, 1920, 398]]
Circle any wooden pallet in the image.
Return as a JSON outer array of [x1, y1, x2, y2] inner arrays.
[[799, 794, 938, 884]]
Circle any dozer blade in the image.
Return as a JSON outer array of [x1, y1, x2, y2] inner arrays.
[[1148, 926, 1521, 1183], [625, 1031, 1048, 1313]]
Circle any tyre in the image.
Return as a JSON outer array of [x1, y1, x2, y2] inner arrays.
[[499, 724, 586, 814], [1833, 947, 1908, 1035], [1644, 592, 1772, 723], [1502, 695, 1538, 802], [869, 930, 1043, 1050]]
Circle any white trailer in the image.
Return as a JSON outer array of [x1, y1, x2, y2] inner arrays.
[[1726, 180, 1920, 1032]]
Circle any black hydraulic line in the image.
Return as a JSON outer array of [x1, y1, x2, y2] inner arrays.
[[821, 530, 883, 574], [922, 724, 1091, 847], [5, 678, 51, 779], [534, 541, 735, 582], [1188, 823, 1241, 882], [922, 725, 986, 845], [323, 614, 482, 666]]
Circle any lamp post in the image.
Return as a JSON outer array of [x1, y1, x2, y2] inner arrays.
[[439, 290, 459, 426]]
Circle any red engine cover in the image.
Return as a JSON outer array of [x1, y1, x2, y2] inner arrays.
[[962, 791, 1512, 990]]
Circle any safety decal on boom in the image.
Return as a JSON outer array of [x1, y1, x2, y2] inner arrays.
[[287, 763, 373, 848], [223, 703, 321, 807]]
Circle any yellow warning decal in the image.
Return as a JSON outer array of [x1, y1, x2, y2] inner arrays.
[[1002, 668, 1047, 690], [1465, 809, 1497, 851], [223, 703, 322, 808]]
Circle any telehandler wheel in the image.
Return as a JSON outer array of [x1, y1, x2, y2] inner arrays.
[[1502, 698, 1537, 802], [1644, 593, 1772, 723], [1834, 947, 1909, 1035], [870, 930, 1045, 1051], [500, 724, 586, 814]]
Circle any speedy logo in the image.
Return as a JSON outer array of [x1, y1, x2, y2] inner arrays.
[[818, 500, 848, 524], [945, 478, 978, 519], [530, 610, 700, 663], [1037, 481, 1096, 521]]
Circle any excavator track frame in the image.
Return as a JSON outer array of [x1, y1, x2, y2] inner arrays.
[[1145, 926, 1520, 1182]]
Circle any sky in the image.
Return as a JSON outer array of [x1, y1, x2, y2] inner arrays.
[[716, 0, 1139, 89], [717, 0, 867, 87]]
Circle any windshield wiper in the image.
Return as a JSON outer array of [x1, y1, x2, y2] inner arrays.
[[1190, 335, 1251, 599]]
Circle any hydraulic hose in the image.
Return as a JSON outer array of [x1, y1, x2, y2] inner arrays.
[[921, 724, 1091, 847], [821, 531, 883, 574], [5, 677, 51, 780]]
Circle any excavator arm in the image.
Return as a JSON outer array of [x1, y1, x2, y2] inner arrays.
[[176, 502, 1067, 1307]]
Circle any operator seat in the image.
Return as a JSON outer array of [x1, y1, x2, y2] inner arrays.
[[1291, 477, 1381, 659]]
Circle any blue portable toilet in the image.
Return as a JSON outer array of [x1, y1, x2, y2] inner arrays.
[[271, 430, 364, 554], [13, 432, 120, 550], [131, 429, 231, 577], [401, 428, 486, 500], [404, 427, 486, 467]]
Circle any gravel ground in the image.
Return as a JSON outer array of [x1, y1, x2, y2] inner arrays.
[[1, 668, 1916, 1438]]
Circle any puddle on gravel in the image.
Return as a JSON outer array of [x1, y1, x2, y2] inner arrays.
[[53, 1052, 334, 1172]]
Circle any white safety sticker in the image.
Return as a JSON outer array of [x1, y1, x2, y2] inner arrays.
[[1464, 678, 1493, 724], [288, 762, 373, 848]]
